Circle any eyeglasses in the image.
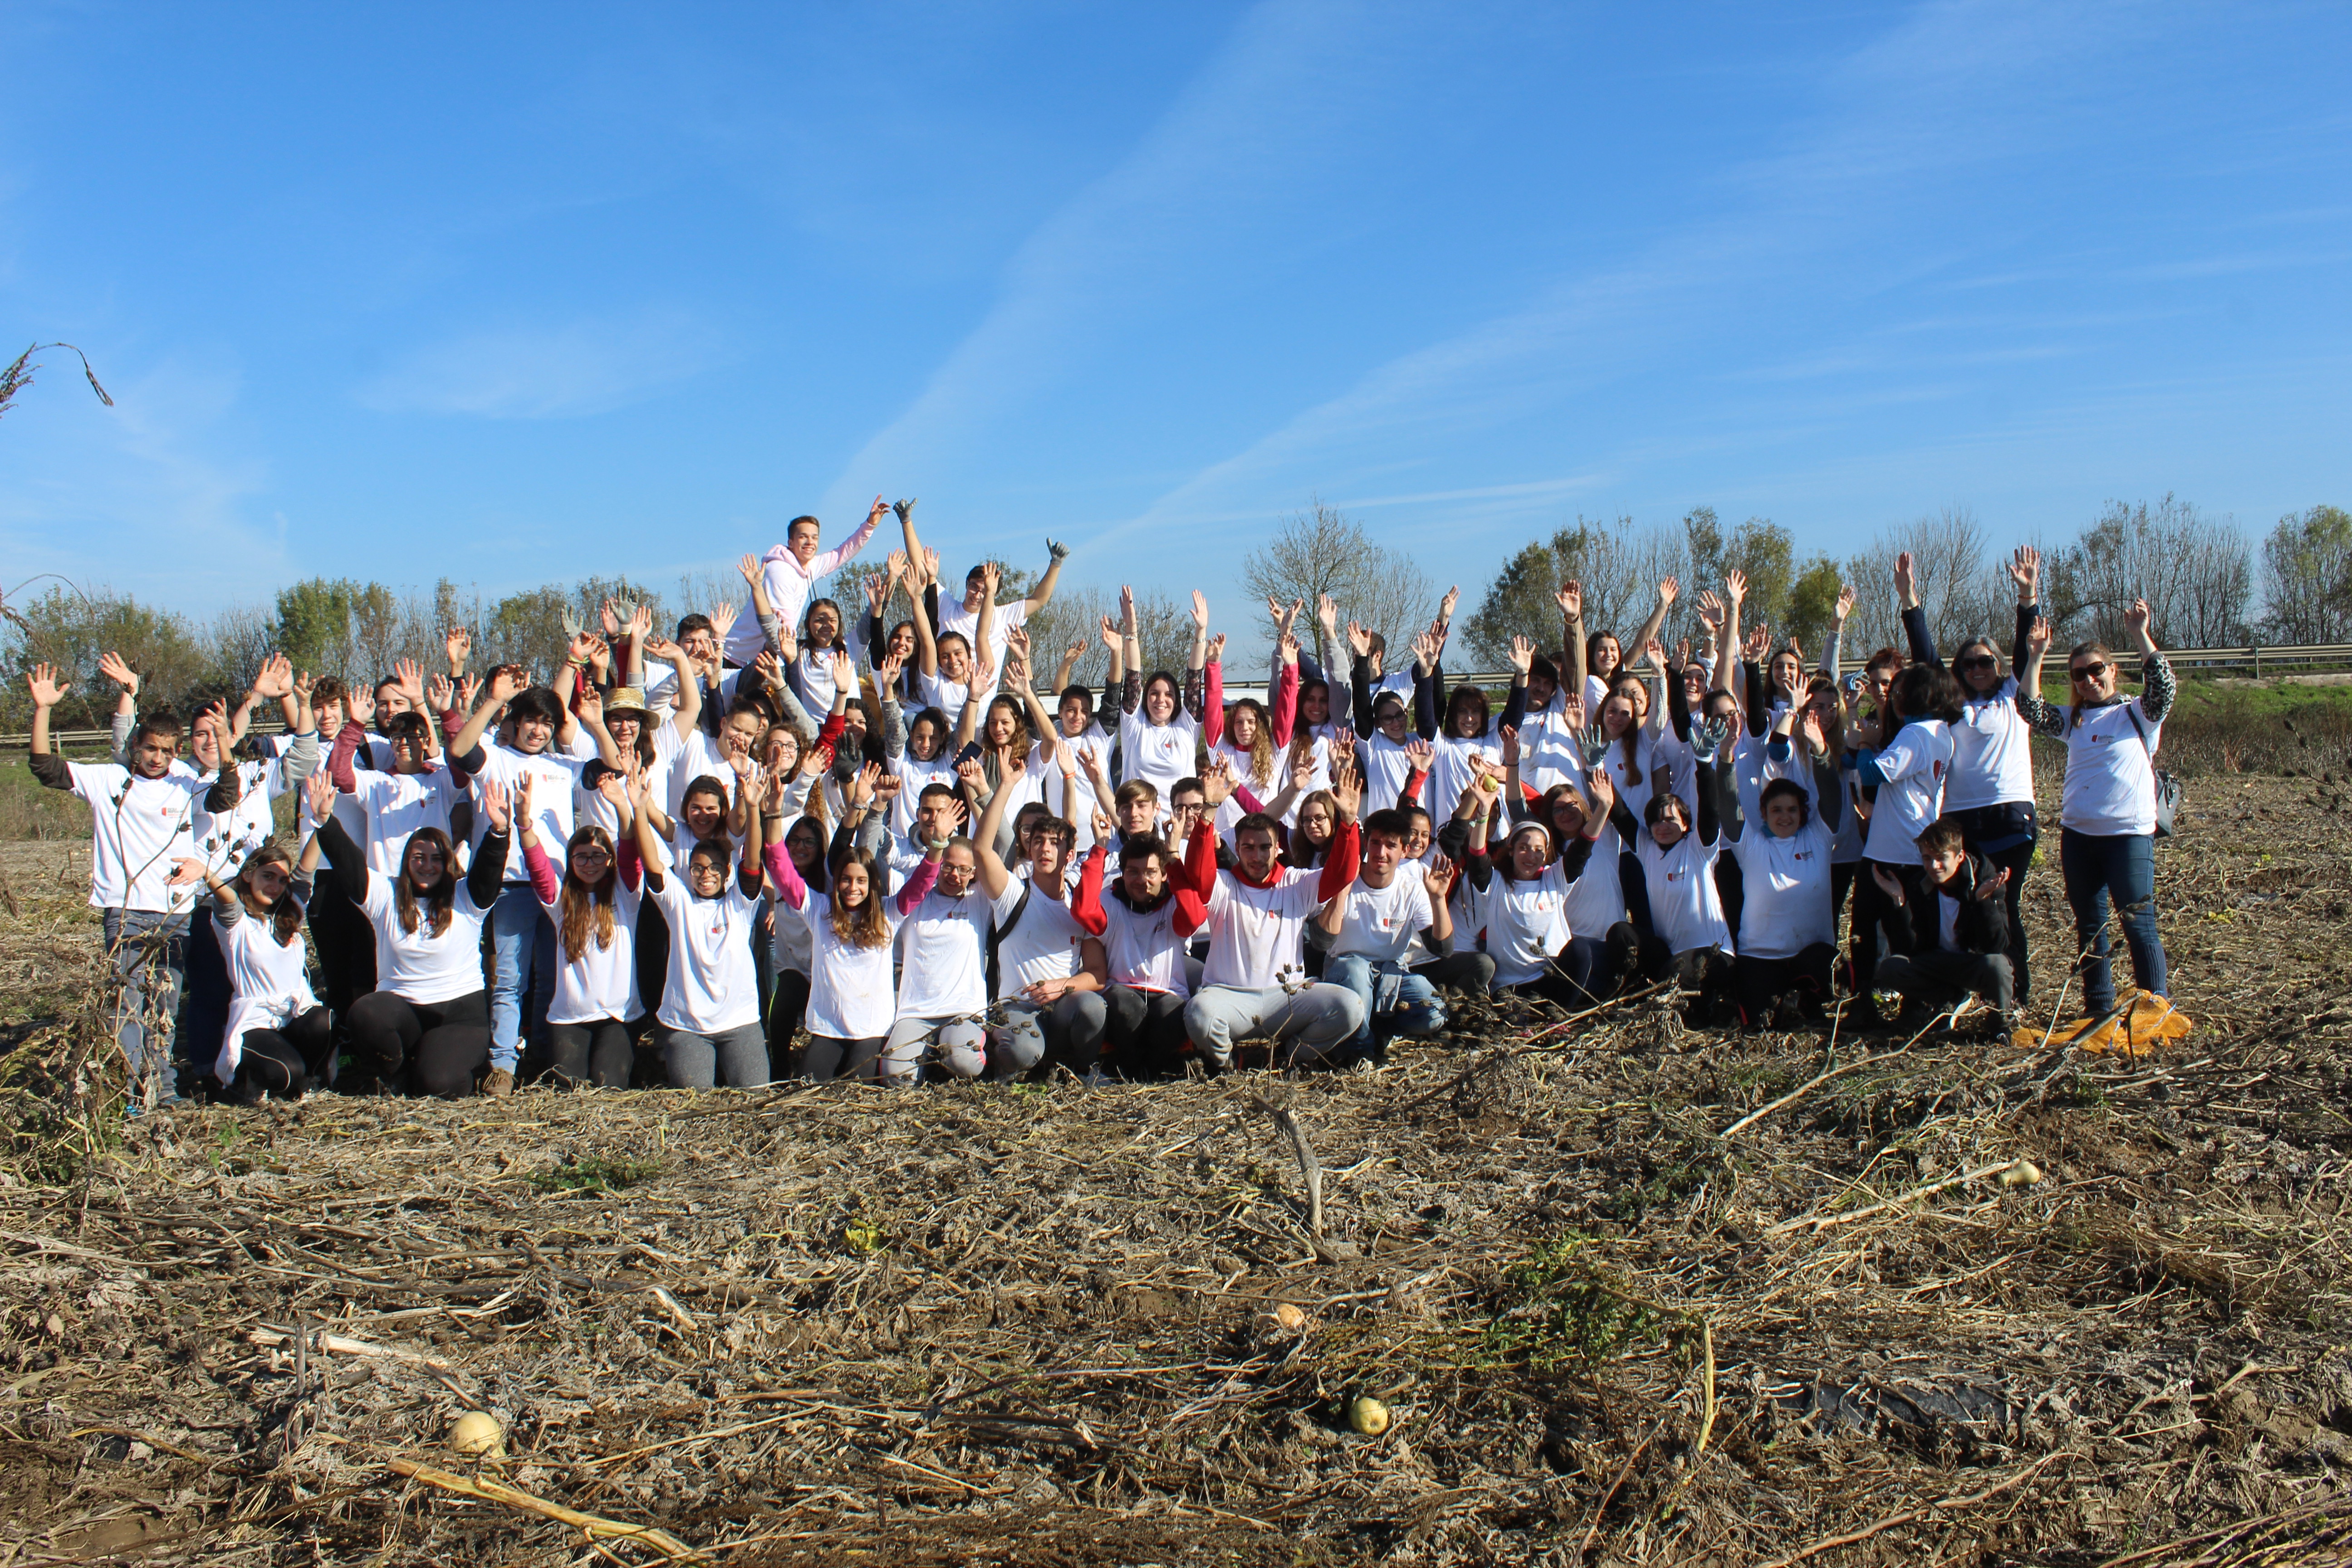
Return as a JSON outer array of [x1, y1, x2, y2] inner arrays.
[[573, 848, 613, 864], [2069, 661, 2110, 681], [1955, 656, 1997, 671]]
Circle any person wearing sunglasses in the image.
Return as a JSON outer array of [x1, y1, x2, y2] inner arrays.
[[1885, 545, 2047, 1005], [2015, 595, 2175, 1019]]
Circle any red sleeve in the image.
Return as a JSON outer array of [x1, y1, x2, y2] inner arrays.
[[1200, 661, 1225, 749], [1401, 768, 1427, 804], [763, 837, 807, 910], [328, 721, 364, 793], [521, 834, 562, 905], [617, 834, 642, 892], [1071, 845, 1108, 936], [1233, 779, 1266, 817], [1270, 659, 1298, 749], [1318, 821, 1360, 902], [1171, 883, 1209, 938], [814, 708, 849, 751], [440, 706, 464, 743], [1182, 818, 1220, 897], [892, 854, 941, 916]]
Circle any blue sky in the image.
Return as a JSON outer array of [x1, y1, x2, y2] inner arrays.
[[1, 1, 2347, 627]]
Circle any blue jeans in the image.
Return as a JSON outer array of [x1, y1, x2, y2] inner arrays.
[[489, 882, 556, 1073], [101, 908, 190, 1106], [2058, 828, 2166, 1014], [1324, 954, 1446, 1054]]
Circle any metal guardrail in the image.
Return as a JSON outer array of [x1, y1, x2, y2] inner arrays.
[[3, 643, 2346, 748]]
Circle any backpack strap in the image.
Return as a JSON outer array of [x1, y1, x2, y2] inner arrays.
[[2121, 703, 2156, 755]]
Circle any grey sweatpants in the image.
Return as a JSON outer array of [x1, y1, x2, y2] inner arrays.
[[1181, 983, 1366, 1068], [1877, 950, 2014, 1013], [662, 1022, 770, 1088], [993, 992, 1110, 1080]]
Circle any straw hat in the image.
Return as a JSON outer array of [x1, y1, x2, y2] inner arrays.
[[604, 685, 653, 720]]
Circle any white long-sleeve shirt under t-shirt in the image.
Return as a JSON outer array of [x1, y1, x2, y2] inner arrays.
[[731, 514, 882, 666]]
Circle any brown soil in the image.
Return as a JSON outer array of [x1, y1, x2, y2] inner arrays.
[[0, 778, 2347, 1565]]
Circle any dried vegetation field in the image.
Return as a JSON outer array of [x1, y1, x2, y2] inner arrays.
[[0, 777, 2348, 1566]]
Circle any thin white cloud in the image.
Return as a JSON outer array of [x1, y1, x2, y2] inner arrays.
[[358, 307, 722, 419]]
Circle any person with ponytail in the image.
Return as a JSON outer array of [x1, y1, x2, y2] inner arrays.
[[315, 772, 510, 1097], [167, 838, 328, 1102], [2016, 593, 2174, 1019], [522, 767, 643, 1089]]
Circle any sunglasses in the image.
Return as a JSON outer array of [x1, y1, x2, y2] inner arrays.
[[1955, 655, 1997, 671], [2069, 661, 2110, 680]]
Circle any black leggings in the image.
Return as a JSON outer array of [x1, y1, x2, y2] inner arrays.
[[802, 1033, 886, 1082], [1412, 950, 1496, 998], [234, 1006, 334, 1101], [766, 969, 813, 1079], [347, 990, 491, 1098], [549, 1019, 634, 1088], [1850, 860, 1928, 994], [1105, 986, 1190, 1079], [1975, 838, 2036, 1006], [1733, 944, 1838, 1026]]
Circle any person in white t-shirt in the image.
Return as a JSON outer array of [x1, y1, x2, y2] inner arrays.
[[1716, 704, 1845, 1027], [1317, 805, 1456, 1066], [1117, 584, 1210, 800], [909, 558, 999, 732], [1603, 658, 1735, 1006], [1567, 576, 1676, 718], [2017, 595, 2175, 1020], [1178, 765, 1365, 1071], [314, 773, 510, 1098], [881, 790, 1010, 1083], [520, 769, 644, 1089], [167, 838, 328, 1103], [969, 765, 1110, 1081], [631, 765, 774, 1089], [1846, 662, 1960, 998], [934, 540, 1067, 672], [27, 663, 212, 1106]]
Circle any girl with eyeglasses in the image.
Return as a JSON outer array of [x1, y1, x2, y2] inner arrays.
[[2015, 594, 2175, 1019]]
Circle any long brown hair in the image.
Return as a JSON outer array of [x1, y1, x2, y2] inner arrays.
[[395, 827, 458, 937], [827, 845, 892, 949], [1225, 698, 1277, 787], [2065, 640, 2115, 731], [557, 823, 619, 962]]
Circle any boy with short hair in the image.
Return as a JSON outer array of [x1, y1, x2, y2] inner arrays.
[[1317, 807, 1455, 1066], [1870, 818, 2016, 1026]]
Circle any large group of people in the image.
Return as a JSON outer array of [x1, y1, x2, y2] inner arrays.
[[26, 500, 2178, 1106]]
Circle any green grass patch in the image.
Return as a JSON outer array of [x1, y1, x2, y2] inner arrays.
[[1478, 1235, 1671, 1371]]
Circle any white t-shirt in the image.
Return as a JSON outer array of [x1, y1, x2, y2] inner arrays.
[[938, 595, 1029, 665], [1326, 874, 1434, 966], [889, 747, 960, 843], [360, 868, 494, 1005], [915, 667, 998, 733], [539, 876, 643, 1025], [652, 729, 737, 833], [1636, 830, 1730, 956], [1358, 729, 1416, 811], [896, 882, 1015, 1018], [192, 747, 309, 879], [2056, 701, 2164, 836], [215, 907, 320, 1083], [470, 743, 593, 882], [1946, 679, 2034, 811], [1426, 733, 1502, 824], [803, 888, 914, 1039], [1117, 708, 1200, 800], [64, 762, 207, 914], [1098, 891, 1192, 997], [1516, 695, 1588, 795], [1727, 821, 1836, 960], [1458, 861, 1571, 989], [1862, 720, 1954, 864], [350, 767, 465, 875], [1201, 865, 1327, 991], [647, 854, 762, 1034], [994, 880, 1092, 1000]]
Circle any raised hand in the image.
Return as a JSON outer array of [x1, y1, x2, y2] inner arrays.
[[98, 650, 139, 696], [830, 646, 858, 687], [956, 754, 985, 794], [1743, 623, 1769, 663], [1499, 722, 1519, 766], [445, 625, 472, 671], [166, 856, 211, 889], [1508, 635, 1534, 676], [485, 665, 522, 706], [866, 568, 892, 615], [753, 649, 784, 691], [847, 761, 881, 811], [1402, 737, 1434, 773], [1330, 725, 1357, 771], [737, 553, 762, 589], [2010, 545, 2041, 599], [394, 657, 426, 709], [1797, 707, 1828, 755], [1200, 756, 1235, 808], [596, 768, 631, 810], [627, 603, 653, 640], [2024, 615, 2053, 658], [480, 779, 512, 835], [513, 768, 537, 825], [1560, 693, 1586, 732], [2123, 598, 2152, 639], [1657, 575, 1680, 608], [304, 771, 337, 824], [1871, 863, 1906, 905], [576, 682, 604, 726], [1585, 763, 1614, 816], [251, 652, 294, 701], [1347, 620, 1374, 658], [1118, 583, 1137, 628], [1330, 764, 1362, 819], [1098, 614, 1122, 654], [918, 545, 941, 587], [1976, 865, 2011, 901], [707, 599, 740, 645], [601, 598, 622, 636], [1556, 580, 1582, 621], [1317, 593, 1340, 632], [1189, 589, 1210, 632], [1423, 853, 1453, 898], [1204, 632, 1227, 665], [346, 682, 377, 726], [979, 561, 1002, 600], [1695, 589, 1725, 632], [876, 649, 906, 691], [1291, 748, 1318, 790], [1278, 629, 1301, 666], [1643, 637, 1667, 672], [1092, 804, 1115, 843], [1411, 630, 1439, 674], [456, 673, 482, 713], [1893, 551, 1916, 605], [1787, 633, 1805, 663], [1438, 584, 1460, 625], [872, 772, 903, 807], [1835, 583, 1856, 623]]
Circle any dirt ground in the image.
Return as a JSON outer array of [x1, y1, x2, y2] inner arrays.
[[0, 776, 2347, 1566]]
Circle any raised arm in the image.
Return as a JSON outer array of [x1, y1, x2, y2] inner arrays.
[[1269, 632, 1300, 747], [1024, 539, 1069, 614], [1625, 577, 1678, 677], [449, 666, 522, 769], [1558, 581, 1586, 697], [24, 664, 73, 789]]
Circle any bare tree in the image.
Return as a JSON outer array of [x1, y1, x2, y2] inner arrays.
[[2259, 505, 2352, 645], [1842, 507, 2006, 657], [1238, 500, 1433, 661], [2048, 495, 2251, 648]]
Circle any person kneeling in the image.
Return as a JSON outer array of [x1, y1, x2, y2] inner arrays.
[[1870, 819, 2016, 1030], [1318, 808, 1455, 1066]]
